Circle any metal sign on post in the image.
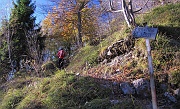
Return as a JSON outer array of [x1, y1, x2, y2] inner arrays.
[[132, 26, 158, 109], [132, 26, 158, 40]]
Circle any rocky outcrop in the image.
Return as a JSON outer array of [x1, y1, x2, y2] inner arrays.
[[132, 78, 151, 98], [120, 82, 135, 95], [164, 92, 177, 103], [98, 35, 135, 63], [119, 78, 151, 98], [173, 88, 180, 98]]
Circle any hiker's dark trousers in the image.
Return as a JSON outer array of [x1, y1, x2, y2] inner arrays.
[[58, 58, 63, 68]]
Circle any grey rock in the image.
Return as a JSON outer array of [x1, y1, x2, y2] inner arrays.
[[100, 59, 108, 64], [113, 81, 118, 86], [97, 36, 135, 63], [132, 78, 150, 97], [164, 92, 177, 103], [160, 83, 168, 92], [120, 82, 135, 95], [173, 88, 180, 97], [110, 100, 119, 104], [145, 103, 153, 109]]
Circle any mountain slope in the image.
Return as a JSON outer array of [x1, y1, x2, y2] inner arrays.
[[0, 3, 180, 109]]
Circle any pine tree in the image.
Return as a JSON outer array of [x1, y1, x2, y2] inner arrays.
[[9, 0, 36, 68]]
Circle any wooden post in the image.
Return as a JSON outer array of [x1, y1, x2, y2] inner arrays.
[[132, 25, 158, 109], [145, 39, 158, 109]]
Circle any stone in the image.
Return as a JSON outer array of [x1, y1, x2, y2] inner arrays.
[[97, 36, 135, 63], [120, 82, 135, 95], [100, 59, 108, 65], [107, 50, 112, 56], [173, 88, 180, 98], [164, 92, 177, 103], [115, 69, 121, 74], [76, 73, 80, 76], [132, 78, 150, 98], [160, 83, 168, 92], [110, 100, 119, 104], [145, 103, 153, 109]]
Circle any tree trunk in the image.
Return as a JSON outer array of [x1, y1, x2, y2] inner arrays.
[[122, 0, 131, 27], [77, 11, 82, 47], [7, 24, 14, 70], [128, 0, 136, 26]]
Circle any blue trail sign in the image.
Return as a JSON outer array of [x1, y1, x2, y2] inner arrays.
[[132, 27, 158, 40]]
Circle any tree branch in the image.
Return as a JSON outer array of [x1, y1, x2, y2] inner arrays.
[[133, 0, 150, 13], [108, 0, 123, 12]]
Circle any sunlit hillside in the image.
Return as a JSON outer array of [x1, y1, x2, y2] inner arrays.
[[0, 3, 180, 109]]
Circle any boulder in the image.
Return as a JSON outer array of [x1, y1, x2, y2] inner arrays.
[[173, 88, 180, 98], [159, 83, 168, 92], [120, 82, 135, 95], [164, 92, 177, 103], [110, 100, 119, 105], [98, 36, 135, 63], [132, 78, 150, 98]]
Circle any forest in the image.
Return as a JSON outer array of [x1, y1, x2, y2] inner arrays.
[[0, 0, 180, 109]]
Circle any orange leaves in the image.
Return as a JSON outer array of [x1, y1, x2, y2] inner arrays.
[[41, 0, 98, 45], [42, 4, 76, 42], [41, 13, 53, 35]]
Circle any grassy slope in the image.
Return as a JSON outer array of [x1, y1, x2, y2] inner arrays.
[[66, 28, 129, 73], [137, 3, 180, 83], [137, 3, 180, 41], [67, 3, 180, 83], [0, 3, 180, 109]]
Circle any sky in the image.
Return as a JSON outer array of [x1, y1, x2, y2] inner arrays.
[[33, 0, 55, 23], [0, 0, 101, 24], [0, 0, 54, 24]]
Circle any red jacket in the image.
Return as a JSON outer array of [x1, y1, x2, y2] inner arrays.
[[57, 50, 65, 59]]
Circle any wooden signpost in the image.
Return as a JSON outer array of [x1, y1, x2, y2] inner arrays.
[[132, 26, 158, 109]]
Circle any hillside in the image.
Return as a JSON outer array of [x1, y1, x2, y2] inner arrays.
[[0, 3, 180, 109]]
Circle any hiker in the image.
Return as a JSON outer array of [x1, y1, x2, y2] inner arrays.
[[57, 48, 65, 68]]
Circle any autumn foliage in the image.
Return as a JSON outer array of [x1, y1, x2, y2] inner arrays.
[[42, 0, 98, 48]]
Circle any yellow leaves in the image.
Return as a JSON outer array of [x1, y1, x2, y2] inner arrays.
[[41, 0, 98, 44], [81, 7, 89, 13], [42, 17, 51, 27], [61, 23, 74, 40], [41, 13, 54, 35], [42, 6, 77, 42], [77, 0, 89, 5]]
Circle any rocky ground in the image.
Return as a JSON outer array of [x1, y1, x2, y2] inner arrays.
[[81, 37, 180, 109]]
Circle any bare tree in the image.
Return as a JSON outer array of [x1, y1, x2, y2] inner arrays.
[[0, 0, 16, 80], [25, 28, 45, 77], [108, 0, 150, 27]]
